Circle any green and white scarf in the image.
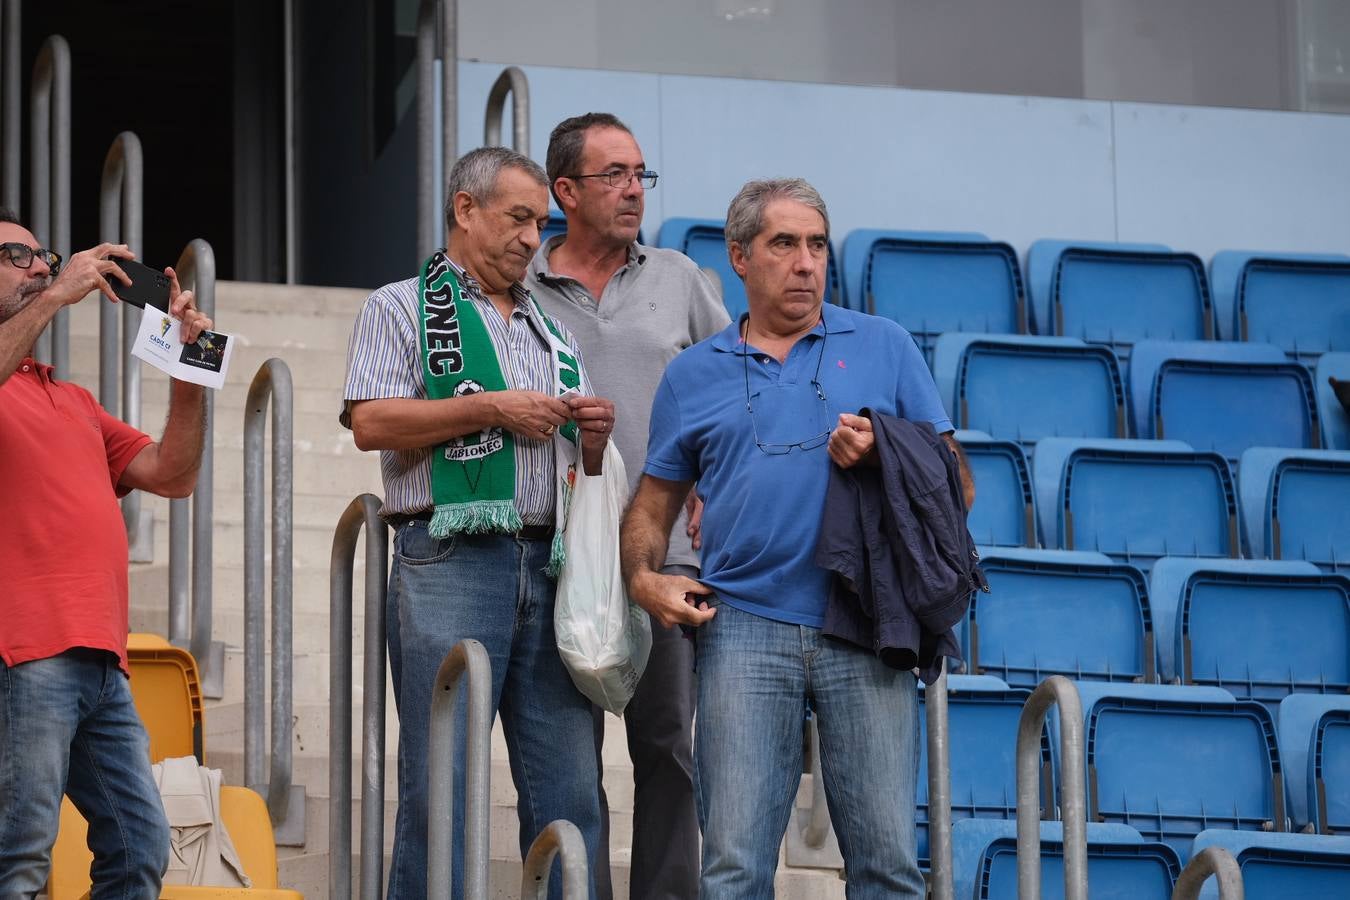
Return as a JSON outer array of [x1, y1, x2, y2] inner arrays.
[[418, 250, 582, 574]]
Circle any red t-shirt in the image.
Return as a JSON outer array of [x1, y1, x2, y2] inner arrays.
[[0, 357, 152, 673]]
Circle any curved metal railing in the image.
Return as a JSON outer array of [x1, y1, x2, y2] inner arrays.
[[30, 34, 70, 376], [483, 65, 528, 154], [244, 357, 303, 841], [521, 820, 590, 900], [1016, 675, 1087, 900], [328, 493, 389, 900], [416, 0, 457, 261], [97, 132, 142, 412], [97, 131, 155, 562], [1172, 846, 1245, 900], [170, 239, 222, 697], [926, 659, 954, 900], [427, 639, 492, 899], [2, 0, 20, 211]]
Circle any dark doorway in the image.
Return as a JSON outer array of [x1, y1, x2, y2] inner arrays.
[[20, 0, 286, 281]]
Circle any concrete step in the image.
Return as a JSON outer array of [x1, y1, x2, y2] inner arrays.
[[199, 704, 639, 789], [277, 847, 843, 900], [278, 851, 636, 900], [63, 279, 372, 321], [67, 331, 351, 390]]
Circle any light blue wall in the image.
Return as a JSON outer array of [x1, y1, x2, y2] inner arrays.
[[457, 61, 1350, 263]]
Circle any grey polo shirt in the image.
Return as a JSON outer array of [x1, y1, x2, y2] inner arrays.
[[529, 236, 730, 569]]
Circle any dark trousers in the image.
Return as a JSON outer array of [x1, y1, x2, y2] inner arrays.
[[593, 564, 700, 900]]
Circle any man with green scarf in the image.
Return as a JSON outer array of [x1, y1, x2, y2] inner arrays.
[[342, 146, 615, 900]]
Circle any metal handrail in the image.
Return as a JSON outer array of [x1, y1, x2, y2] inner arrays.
[[98, 132, 154, 563], [328, 493, 389, 900], [1172, 846, 1245, 900], [926, 659, 954, 900], [2, 0, 19, 211], [427, 639, 492, 900], [521, 820, 590, 900], [30, 34, 70, 377], [244, 358, 297, 828], [97, 132, 142, 412], [483, 66, 528, 154], [1016, 675, 1087, 900], [416, 0, 457, 261], [171, 239, 221, 698]]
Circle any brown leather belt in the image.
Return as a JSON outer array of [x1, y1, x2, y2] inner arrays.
[[386, 511, 553, 541]]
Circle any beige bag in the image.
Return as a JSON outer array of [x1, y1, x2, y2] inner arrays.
[[152, 756, 251, 888]]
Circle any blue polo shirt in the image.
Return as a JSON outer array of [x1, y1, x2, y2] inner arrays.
[[644, 303, 953, 626]]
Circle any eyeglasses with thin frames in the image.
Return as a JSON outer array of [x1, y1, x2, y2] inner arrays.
[[743, 321, 832, 455], [565, 169, 659, 190], [0, 242, 61, 275]]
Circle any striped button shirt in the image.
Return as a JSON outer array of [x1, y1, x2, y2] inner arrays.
[[342, 258, 593, 525]]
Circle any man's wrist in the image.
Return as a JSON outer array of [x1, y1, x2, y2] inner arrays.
[[625, 565, 658, 596]]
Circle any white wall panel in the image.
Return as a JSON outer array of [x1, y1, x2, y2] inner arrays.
[[1113, 102, 1350, 259]]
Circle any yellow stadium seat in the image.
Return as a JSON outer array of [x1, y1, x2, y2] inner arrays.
[[125, 633, 203, 764], [49, 786, 302, 899]]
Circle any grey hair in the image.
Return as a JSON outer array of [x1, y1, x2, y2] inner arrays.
[[724, 178, 830, 260], [443, 146, 548, 233]]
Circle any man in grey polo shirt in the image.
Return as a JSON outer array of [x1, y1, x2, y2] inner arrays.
[[529, 112, 729, 899]]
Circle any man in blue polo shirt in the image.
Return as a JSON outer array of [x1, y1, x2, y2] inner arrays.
[[620, 177, 968, 898]]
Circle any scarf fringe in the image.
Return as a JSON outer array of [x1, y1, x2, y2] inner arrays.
[[546, 530, 567, 579], [428, 500, 522, 539]]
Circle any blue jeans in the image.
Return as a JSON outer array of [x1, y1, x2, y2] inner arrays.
[[0, 648, 169, 899], [695, 601, 924, 899], [386, 524, 601, 900]]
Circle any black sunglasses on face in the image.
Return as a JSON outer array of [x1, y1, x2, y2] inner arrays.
[[0, 242, 62, 275]]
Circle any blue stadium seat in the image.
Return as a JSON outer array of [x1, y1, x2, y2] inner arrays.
[[932, 335, 1127, 445], [1190, 831, 1350, 899], [655, 217, 841, 319], [1278, 694, 1350, 834], [916, 675, 1050, 872], [1239, 447, 1350, 572], [1317, 353, 1350, 451], [540, 213, 568, 246], [1129, 340, 1319, 464], [951, 820, 1182, 900], [957, 430, 1036, 548], [1033, 438, 1238, 571], [972, 549, 1156, 689], [1070, 683, 1284, 861], [839, 230, 1025, 362], [1025, 239, 1213, 360], [1147, 558, 1346, 708], [1209, 250, 1350, 359], [1027, 239, 1174, 338]]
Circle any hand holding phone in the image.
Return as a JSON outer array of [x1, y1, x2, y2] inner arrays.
[[106, 258, 171, 311]]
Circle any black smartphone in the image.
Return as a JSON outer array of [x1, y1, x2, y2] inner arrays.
[[107, 258, 170, 311]]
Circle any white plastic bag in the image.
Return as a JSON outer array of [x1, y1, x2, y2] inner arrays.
[[555, 440, 652, 715]]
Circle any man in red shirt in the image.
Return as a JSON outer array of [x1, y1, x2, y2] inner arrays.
[[0, 209, 213, 897]]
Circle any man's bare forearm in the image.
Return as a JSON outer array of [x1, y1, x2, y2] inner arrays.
[[157, 379, 207, 488], [349, 393, 502, 451], [0, 291, 62, 387], [621, 475, 690, 587]]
